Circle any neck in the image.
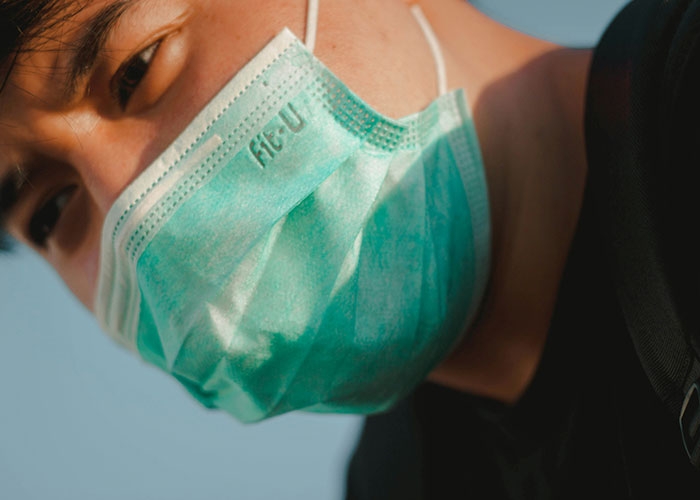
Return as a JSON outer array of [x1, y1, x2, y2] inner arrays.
[[421, 0, 593, 403]]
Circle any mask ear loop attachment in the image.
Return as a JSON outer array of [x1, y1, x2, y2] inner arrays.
[[306, 0, 320, 53], [306, 1, 445, 97], [410, 5, 448, 97]]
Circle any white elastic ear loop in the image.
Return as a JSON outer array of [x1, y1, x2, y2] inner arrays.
[[306, 0, 320, 53], [410, 5, 448, 97]]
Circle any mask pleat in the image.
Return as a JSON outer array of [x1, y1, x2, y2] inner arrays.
[[96, 28, 492, 423]]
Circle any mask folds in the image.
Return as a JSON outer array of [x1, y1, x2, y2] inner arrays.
[[96, 19, 491, 422]]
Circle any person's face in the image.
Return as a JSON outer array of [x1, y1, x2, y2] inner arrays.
[[0, 0, 437, 310]]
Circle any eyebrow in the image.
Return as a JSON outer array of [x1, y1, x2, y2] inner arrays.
[[61, 0, 137, 100], [0, 0, 140, 248]]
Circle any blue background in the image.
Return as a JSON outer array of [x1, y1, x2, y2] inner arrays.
[[0, 1, 629, 499]]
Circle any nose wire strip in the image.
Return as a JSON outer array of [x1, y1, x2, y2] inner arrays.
[[410, 5, 448, 97], [306, 0, 319, 53]]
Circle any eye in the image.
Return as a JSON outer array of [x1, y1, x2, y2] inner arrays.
[[111, 41, 161, 111], [28, 185, 77, 248]]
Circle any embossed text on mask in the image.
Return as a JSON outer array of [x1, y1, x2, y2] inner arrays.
[[249, 103, 306, 168]]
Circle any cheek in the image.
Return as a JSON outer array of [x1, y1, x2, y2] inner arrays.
[[183, 0, 306, 104], [51, 202, 103, 312], [79, 243, 101, 312]]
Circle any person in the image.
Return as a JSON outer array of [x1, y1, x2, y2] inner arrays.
[[0, 0, 685, 497], [345, 2, 700, 498]]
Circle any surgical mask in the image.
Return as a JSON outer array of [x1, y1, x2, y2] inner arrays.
[[95, 1, 491, 423]]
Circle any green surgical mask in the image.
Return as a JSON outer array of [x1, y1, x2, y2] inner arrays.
[[95, 2, 491, 422]]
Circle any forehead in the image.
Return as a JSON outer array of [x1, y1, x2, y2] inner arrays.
[[0, 1, 126, 176], [1, 1, 112, 104], [1, 0, 146, 140]]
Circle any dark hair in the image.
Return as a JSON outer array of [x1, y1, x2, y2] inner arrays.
[[0, 1, 74, 89]]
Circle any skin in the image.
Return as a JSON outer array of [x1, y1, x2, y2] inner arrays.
[[0, 0, 592, 405]]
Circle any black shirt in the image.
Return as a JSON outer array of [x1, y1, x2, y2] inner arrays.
[[344, 178, 700, 499]]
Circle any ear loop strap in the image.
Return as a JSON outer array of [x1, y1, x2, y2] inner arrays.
[[410, 5, 448, 97], [306, 0, 319, 53], [306, 1, 446, 97]]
